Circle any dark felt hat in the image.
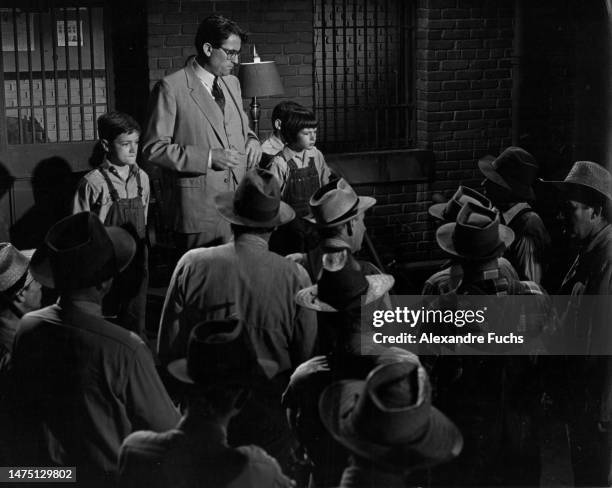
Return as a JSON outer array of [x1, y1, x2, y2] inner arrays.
[[319, 361, 463, 473], [436, 202, 514, 261], [167, 318, 278, 386], [215, 168, 295, 228], [295, 250, 394, 312], [478, 146, 538, 201], [540, 160, 612, 203], [428, 186, 492, 222], [30, 212, 136, 290], [304, 178, 376, 228]]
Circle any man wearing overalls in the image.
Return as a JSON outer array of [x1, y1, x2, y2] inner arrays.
[[74, 112, 150, 338]]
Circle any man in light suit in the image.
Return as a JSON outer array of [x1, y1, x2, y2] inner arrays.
[[143, 14, 262, 253]]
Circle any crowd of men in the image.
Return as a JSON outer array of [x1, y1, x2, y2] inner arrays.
[[0, 12, 610, 488]]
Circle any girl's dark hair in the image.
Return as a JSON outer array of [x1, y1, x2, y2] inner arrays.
[[97, 111, 140, 143], [195, 14, 248, 57], [271, 100, 301, 124], [280, 106, 318, 145]]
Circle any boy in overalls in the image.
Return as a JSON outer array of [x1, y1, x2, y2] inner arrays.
[[267, 105, 332, 255], [73, 112, 150, 338]]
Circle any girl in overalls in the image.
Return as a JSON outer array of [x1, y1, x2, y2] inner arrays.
[[73, 112, 150, 338], [266, 106, 332, 255]]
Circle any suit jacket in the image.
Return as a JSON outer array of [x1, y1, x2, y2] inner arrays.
[[143, 62, 256, 236]]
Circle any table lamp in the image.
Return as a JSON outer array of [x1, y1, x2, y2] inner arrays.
[[238, 46, 284, 137]]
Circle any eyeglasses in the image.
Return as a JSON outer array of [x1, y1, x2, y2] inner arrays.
[[216, 46, 241, 61]]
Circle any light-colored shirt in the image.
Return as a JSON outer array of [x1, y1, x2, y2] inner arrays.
[[73, 159, 150, 224], [192, 58, 216, 98], [157, 233, 317, 372], [119, 421, 293, 488], [268, 145, 331, 198], [261, 133, 284, 156]]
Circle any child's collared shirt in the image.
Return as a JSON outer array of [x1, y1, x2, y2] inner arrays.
[[74, 159, 150, 223], [261, 132, 284, 156], [269, 145, 331, 197]]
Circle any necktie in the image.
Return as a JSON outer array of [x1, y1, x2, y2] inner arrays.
[[212, 77, 225, 113]]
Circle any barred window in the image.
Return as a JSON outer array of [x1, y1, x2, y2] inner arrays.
[[0, 5, 109, 145], [313, 0, 415, 153]]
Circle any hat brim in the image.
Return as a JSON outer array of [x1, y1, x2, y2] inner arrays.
[[30, 225, 136, 289], [319, 379, 463, 473], [539, 179, 612, 202], [303, 196, 376, 228], [428, 203, 446, 221], [295, 274, 394, 312], [435, 222, 515, 261], [215, 192, 295, 228], [478, 156, 535, 201], [167, 357, 279, 385]]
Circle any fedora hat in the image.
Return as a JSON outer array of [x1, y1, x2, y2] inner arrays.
[[436, 202, 514, 261], [295, 250, 394, 312], [478, 146, 538, 200], [428, 186, 491, 222], [30, 212, 136, 290], [215, 168, 295, 228], [0, 244, 34, 294], [304, 178, 376, 228], [540, 161, 612, 203], [319, 361, 463, 473], [167, 318, 278, 386]]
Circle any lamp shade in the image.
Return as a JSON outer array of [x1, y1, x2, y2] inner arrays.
[[238, 61, 284, 98]]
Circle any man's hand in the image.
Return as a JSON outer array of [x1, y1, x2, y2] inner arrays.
[[210, 148, 244, 171], [245, 138, 262, 168]]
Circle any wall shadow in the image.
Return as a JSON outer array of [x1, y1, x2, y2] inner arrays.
[[10, 157, 79, 250]]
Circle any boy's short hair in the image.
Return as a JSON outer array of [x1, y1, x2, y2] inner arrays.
[[97, 111, 141, 143], [271, 100, 301, 125], [195, 14, 248, 58], [280, 106, 318, 145]]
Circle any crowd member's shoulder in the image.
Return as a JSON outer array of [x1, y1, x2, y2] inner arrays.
[[233, 445, 294, 488], [121, 429, 181, 458], [519, 280, 545, 295]]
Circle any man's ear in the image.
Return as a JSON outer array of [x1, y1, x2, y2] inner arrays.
[[273, 119, 282, 131], [202, 43, 213, 57], [100, 138, 110, 153], [346, 220, 354, 237], [13, 287, 26, 304], [591, 206, 603, 220]]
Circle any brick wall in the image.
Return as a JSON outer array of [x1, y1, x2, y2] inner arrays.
[[146, 0, 313, 136], [369, 0, 515, 264]]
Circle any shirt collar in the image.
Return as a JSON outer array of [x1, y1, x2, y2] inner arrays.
[[192, 57, 216, 89], [282, 145, 307, 163], [58, 298, 103, 317], [502, 202, 531, 225], [100, 157, 138, 178], [234, 233, 269, 250], [267, 133, 284, 149]]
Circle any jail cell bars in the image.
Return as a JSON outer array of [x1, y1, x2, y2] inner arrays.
[[0, 7, 108, 144], [313, 0, 415, 153]]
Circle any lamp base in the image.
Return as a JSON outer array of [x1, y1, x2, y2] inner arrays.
[[249, 96, 260, 139]]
